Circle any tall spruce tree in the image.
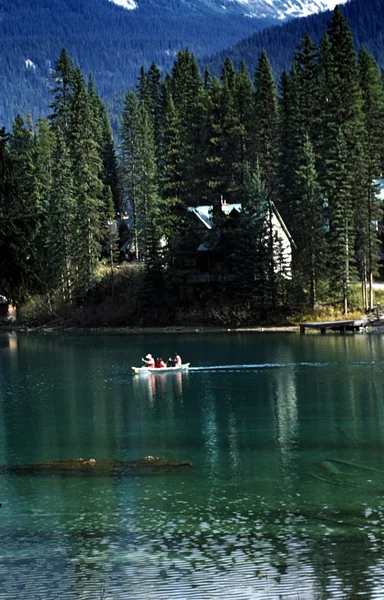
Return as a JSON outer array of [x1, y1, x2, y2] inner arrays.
[[294, 33, 319, 147], [328, 129, 356, 314], [135, 103, 161, 262], [121, 91, 140, 259], [358, 48, 384, 309], [233, 60, 254, 203], [253, 51, 279, 200], [0, 129, 40, 308], [278, 68, 301, 228], [50, 48, 75, 134], [160, 90, 183, 201], [169, 49, 202, 205], [69, 68, 104, 297], [294, 136, 326, 309], [319, 8, 367, 309], [230, 163, 272, 309], [46, 126, 75, 302]]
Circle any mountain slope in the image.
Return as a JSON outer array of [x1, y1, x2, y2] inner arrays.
[[0, 0, 271, 127], [206, 0, 384, 80], [1, 0, 350, 128]]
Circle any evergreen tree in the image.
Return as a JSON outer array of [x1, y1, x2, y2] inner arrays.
[[147, 61, 163, 157], [233, 60, 254, 203], [294, 136, 326, 309], [46, 127, 75, 302], [358, 48, 384, 308], [278, 68, 301, 228], [121, 91, 140, 259], [328, 129, 356, 314], [294, 33, 320, 147], [319, 9, 367, 309], [69, 68, 104, 297], [253, 51, 279, 200], [135, 103, 161, 262], [50, 48, 75, 133], [169, 49, 202, 205], [160, 90, 183, 201], [230, 163, 272, 308], [0, 129, 39, 308]]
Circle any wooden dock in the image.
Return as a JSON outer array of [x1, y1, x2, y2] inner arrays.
[[300, 319, 368, 335]]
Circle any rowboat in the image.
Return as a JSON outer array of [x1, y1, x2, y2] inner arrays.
[[132, 363, 190, 375]]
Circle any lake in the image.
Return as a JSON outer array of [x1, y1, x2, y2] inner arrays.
[[1, 331, 384, 599]]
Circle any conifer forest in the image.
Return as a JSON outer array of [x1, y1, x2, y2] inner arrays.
[[0, 8, 383, 327]]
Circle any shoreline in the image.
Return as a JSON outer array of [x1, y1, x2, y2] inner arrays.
[[0, 323, 300, 335]]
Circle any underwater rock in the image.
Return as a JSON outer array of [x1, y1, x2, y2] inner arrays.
[[1, 456, 193, 477]]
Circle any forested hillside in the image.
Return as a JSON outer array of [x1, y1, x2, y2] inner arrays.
[[0, 0, 272, 128], [1, 8, 383, 327], [207, 0, 384, 78]]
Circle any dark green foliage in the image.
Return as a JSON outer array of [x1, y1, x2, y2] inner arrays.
[[293, 136, 326, 308], [230, 164, 273, 308], [0, 129, 40, 306], [253, 52, 279, 200], [1, 14, 384, 324]]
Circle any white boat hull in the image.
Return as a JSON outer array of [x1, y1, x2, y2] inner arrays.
[[132, 363, 190, 375]]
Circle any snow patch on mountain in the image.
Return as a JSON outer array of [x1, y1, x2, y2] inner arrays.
[[108, 0, 137, 10], [25, 59, 36, 70], [219, 0, 348, 19]]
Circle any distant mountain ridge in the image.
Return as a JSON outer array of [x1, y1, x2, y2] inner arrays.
[[206, 0, 384, 80], [0, 0, 362, 128], [108, 0, 347, 19], [0, 0, 270, 127]]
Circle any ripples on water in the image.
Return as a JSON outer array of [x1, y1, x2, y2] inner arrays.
[[1, 332, 384, 599]]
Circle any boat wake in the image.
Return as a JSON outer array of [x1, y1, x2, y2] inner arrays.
[[188, 360, 384, 372]]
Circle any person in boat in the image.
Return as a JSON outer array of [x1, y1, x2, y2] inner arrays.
[[142, 353, 155, 368], [155, 357, 166, 368], [167, 353, 182, 368]]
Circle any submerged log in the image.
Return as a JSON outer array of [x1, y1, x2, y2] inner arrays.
[[1, 456, 193, 477]]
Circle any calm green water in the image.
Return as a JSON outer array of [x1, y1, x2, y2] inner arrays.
[[1, 332, 384, 599]]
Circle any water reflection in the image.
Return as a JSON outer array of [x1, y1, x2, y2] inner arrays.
[[1, 332, 384, 598]]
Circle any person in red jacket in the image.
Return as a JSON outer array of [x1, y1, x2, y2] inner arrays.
[[142, 353, 155, 368], [155, 357, 166, 368]]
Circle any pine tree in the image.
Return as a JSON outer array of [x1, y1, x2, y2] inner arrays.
[[294, 33, 320, 147], [50, 48, 75, 134], [121, 91, 140, 259], [169, 49, 202, 205], [328, 129, 356, 314], [233, 60, 254, 203], [46, 126, 75, 302], [319, 9, 367, 310], [135, 103, 161, 262], [358, 48, 384, 309], [160, 90, 183, 201], [294, 135, 326, 309], [230, 163, 272, 308], [69, 68, 104, 297], [0, 129, 40, 308], [87, 75, 120, 216], [278, 68, 301, 228], [253, 51, 279, 200]]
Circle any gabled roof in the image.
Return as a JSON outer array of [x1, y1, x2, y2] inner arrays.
[[187, 204, 241, 230], [270, 202, 296, 249], [187, 202, 295, 248]]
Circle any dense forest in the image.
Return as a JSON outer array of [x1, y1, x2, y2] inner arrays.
[[0, 7, 383, 328]]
